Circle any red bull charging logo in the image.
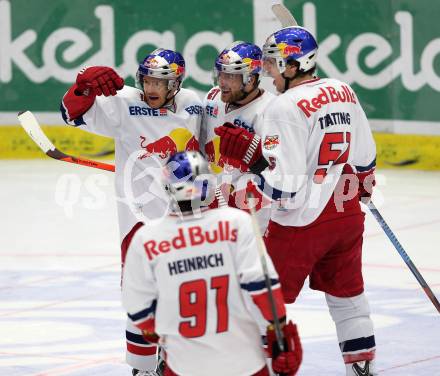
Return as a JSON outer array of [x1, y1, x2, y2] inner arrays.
[[139, 128, 199, 160], [277, 43, 302, 58]]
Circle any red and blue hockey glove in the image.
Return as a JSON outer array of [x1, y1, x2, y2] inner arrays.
[[62, 66, 124, 122], [76, 66, 124, 97], [214, 122, 262, 172], [267, 321, 302, 375]]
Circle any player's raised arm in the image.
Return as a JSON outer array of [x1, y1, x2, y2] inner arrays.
[[60, 66, 125, 137]]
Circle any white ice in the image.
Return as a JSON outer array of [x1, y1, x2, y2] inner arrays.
[[1, 160, 439, 375]]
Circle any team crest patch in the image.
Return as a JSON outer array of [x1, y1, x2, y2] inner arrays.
[[264, 135, 279, 150]]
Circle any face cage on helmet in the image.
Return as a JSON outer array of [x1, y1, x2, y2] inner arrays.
[[262, 43, 317, 76], [165, 174, 216, 213], [136, 65, 184, 91], [262, 43, 288, 75], [214, 62, 252, 86]]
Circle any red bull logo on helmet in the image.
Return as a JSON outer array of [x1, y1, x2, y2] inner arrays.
[[277, 43, 302, 58], [145, 57, 159, 67], [220, 52, 231, 64], [243, 57, 261, 72], [170, 62, 185, 76]]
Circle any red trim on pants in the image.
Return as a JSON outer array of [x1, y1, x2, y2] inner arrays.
[[164, 365, 270, 376]]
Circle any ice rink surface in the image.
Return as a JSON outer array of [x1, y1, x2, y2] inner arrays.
[[1, 161, 439, 375]]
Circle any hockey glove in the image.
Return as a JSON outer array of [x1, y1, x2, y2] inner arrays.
[[61, 66, 124, 122], [214, 123, 262, 172], [76, 66, 124, 97], [267, 321, 302, 375], [357, 170, 376, 204]]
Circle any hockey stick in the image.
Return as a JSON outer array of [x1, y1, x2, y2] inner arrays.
[[17, 111, 115, 172], [246, 192, 285, 353], [367, 201, 440, 314], [271, 1, 298, 27]]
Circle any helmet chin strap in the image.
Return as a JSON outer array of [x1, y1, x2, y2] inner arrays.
[[232, 76, 259, 104], [235, 86, 252, 102]]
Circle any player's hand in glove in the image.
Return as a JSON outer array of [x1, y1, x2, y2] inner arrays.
[[62, 66, 124, 122], [357, 170, 376, 204], [267, 321, 302, 375], [214, 122, 262, 172], [76, 66, 124, 97]]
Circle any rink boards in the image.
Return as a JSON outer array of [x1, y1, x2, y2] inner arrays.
[[1, 124, 440, 170]]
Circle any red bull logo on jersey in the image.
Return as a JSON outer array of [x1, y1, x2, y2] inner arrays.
[[263, 135, 279, 150], [143, 221, 238, 261], [140, 135, 177, 160], [297, 85, 357, 118], [139, 128, 199, 160]]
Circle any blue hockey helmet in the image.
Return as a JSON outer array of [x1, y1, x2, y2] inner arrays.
[[214, 41, 262, 85], [262, 26, 318, 74], [136, 48, 185, 91]]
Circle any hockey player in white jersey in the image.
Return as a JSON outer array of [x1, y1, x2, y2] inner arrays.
[[122, 151, 302, 376], [215, 27, 378, 376], [60, 49, 202, 375], [202, 42, 274, 231]]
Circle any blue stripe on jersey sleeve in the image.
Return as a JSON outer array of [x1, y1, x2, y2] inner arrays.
[[126, 331, 152, 345], [127, 299, 157, 322], [355, 158, 376, 172], [241, 278, 279, 292]]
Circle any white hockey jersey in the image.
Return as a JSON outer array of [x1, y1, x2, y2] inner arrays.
[[62, 86, 202, 241], [202, 87, 275, 231], [260, 77, 376, 226], [121, 207, 285, 376]]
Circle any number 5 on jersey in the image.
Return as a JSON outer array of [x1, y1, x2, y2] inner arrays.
[[314, 132, 351, 184], [179, 275, 229, 338]]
